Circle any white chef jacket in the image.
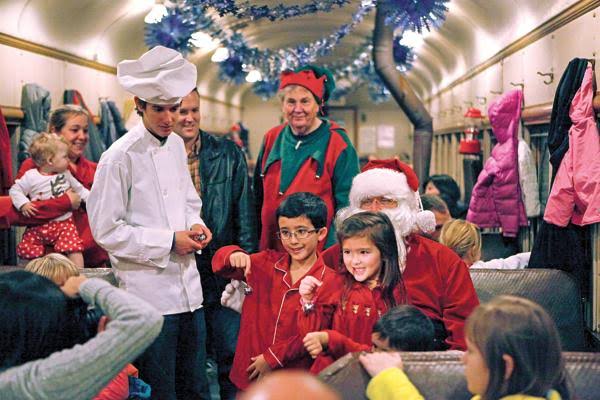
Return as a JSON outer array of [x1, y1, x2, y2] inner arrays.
[[87, 122, 204, 315]]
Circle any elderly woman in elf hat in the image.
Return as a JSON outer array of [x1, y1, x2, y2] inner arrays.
[[254, 65, 360, 251], [88, 46, 212, 400]]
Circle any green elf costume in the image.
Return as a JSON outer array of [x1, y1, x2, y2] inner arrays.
[[254, 65, 360, 251]]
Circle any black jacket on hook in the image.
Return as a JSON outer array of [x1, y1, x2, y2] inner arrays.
[[529, 58, 592, 297]]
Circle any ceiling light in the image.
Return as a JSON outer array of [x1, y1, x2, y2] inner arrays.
[[190, 31, 218, 49], [144, 3, 167, 24], [211, 47, 230, 62], [399, 31, 425, 49], [245, 70, 262, 83]]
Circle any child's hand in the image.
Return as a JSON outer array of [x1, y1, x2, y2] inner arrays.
[[247, 354, 271, 380], [60, 275, 87, 298], [230, 251, 251, 276], [65, 189, 81, 210], [359, 352, 404, 377], [299, 276, 322, 302], [303, 331, 329, 358], [20, 202, 38, 217]]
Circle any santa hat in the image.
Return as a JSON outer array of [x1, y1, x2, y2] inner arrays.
[[350, 158, 436, 234]]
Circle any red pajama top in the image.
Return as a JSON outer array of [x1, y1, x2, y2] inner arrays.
[[212, 245, 337, 390], [322, 234, 479, 350]]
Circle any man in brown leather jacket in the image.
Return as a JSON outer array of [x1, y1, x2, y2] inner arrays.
[[175, 88, 258, 400]]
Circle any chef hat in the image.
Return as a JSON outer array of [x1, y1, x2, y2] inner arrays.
[[117, 46, 197, 105]]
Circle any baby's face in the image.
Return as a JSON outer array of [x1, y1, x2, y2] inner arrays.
[[49, 147, 70, 173]]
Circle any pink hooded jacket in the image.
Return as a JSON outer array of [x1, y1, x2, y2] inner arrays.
[[544, 65, 600, 227], [467, 89, 528, 237]]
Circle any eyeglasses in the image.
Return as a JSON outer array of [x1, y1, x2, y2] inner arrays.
[[360, 196, 398, 208], [276, 228, 319, 240]]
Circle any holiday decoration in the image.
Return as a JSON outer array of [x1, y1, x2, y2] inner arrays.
[[380, 0, 449, 33], [199, 0, 350, 21], [144, 0, 449, 101]]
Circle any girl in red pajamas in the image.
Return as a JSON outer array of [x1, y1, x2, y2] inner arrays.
[[298, 211, 406, 372]]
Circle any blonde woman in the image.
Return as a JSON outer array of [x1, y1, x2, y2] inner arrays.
[[439, 219, 530, 269]]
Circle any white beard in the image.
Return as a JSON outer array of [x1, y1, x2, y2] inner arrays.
[[380, 205, 417, 272]]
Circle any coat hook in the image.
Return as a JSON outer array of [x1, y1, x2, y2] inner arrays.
[[464, 101, 473, 107], [536, 71, 554, 85], [490, 90, 502, 95], [475, 96, 487, 105], [510, 82, 524, 91]]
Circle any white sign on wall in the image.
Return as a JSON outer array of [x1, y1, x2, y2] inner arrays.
[[377, 125, 395, 149], [358, 126, 377, 154]]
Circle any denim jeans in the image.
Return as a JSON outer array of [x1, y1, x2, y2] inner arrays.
[[135, 308, 210, 400], [204, 303, 240, 400]]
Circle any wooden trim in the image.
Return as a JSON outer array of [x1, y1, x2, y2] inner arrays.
[[0, 32, 243, 110], [434, 93, 600, 134], [0, 32, 117, 74], [0, 105, 24, 121], [426, 0, 600, 102]]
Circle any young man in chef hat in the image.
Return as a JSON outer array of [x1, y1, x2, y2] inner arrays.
[[88, 46, 213, 400]]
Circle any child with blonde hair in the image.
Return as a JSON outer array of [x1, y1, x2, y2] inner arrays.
[[361, 295, 573, 400], [25, 253, 80, 286], [440, 219, 530, 269], [9, 133, 90, 267]]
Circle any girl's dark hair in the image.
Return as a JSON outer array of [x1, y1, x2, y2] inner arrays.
[[466, 295, 572, 400], [0, 271, 84, 371], [336, 211, 404, 308], [424, 174, 465, 218]]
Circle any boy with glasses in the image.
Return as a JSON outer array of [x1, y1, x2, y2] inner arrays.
[[212, 192, 337, 390]]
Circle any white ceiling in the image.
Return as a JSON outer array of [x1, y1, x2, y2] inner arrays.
[[0, 0, 581, 107]]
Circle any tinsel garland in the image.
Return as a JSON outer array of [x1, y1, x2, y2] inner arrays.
[[199, 0, 350, 21], [218, 56, 246, 84], [144, 12, 196, 55], [393, 36, 414, 72], [252, 79, 281, 100], [381, 0, 449, 33], [144, 0, 447, 102]]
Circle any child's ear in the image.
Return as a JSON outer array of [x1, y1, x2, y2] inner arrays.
[[502, 354, 514, 381], [317, 227, 328, 242]]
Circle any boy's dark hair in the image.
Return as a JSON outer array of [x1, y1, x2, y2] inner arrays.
[[420, 193, 449, 214], [276, 192, 328, 229], [373, 305, 435, 351]]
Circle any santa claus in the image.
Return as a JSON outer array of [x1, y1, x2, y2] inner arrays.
[[223, 159, 479, 350]]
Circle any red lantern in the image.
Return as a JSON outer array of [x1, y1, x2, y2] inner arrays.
[[459, 107, 483, 154]]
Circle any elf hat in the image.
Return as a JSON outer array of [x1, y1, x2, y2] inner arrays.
[[279, 65, 336, 103], [350, 158, 436, 234]]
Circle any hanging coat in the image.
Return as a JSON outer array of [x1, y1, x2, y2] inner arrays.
[[63, 90, 106, 162], [99, 100, 127, 148], [547, 58, 591, 183], [467, 89, 527, 237], [18, 84, 51, 164], [529, 58, 591, 297], [0, 108, 12, 195], [518, 138, 541, 217], [544, 65, 600, 227]]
